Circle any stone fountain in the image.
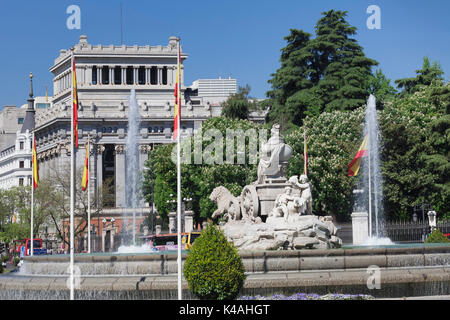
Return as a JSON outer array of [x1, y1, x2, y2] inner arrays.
[[210, 123, 342, 250]]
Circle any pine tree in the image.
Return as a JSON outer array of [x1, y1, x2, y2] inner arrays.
[[395, 57, 444, 95], [266, 10, 378, 127]]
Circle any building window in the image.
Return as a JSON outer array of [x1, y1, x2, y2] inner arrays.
[[126, 67, 134, 85], [19, 178, 24, 186], [114, 66, 122, 84], [150, 67, 157, 85], [102, 66, 109, 84], [92, 66, 97, 85], [138, 66, 146, 85], [18, 117, 24, 124], [162, 66, 168, 85], [36, 103, 50, 109], [19, 141, 24, 150], [19, 161, 24, 168]]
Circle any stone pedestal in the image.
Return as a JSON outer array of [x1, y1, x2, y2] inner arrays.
[[184, 210, 194, 233], [351, 211, 369, 245], [155, 225, 161, 235], [168, 212, 176, 233]]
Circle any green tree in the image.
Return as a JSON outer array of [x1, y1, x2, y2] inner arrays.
[[221, 85, 254, 120], [266, 10, 378, 127], [285, 108, 364, 221], [142, 117, 263, 225], [395, 57, 444, 95], [367, 69, 397, 109], [379, 82, 449, 219]]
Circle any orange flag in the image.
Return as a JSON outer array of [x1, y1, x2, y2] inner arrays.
[[81, 139, 89, 191], [348, 134, 369, 176], [32, 135, 39, 189], [173, 43, 181, 140], [72, 58, 79, 148]]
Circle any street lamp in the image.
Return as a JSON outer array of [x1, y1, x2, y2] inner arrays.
[[414, 202, 433, 242], [183, 197, 193, 211], [167, 194, 176, 212]]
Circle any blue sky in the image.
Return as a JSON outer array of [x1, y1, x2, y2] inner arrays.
[[0, 0, 449, 108]]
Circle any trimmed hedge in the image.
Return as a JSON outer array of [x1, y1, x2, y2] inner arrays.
[[183, 224, 246, 300]]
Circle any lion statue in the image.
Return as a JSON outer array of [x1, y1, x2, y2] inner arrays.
[[210, 186, 241, 222]]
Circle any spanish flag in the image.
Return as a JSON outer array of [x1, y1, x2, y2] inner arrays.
[[72, 58, 79, 148], [81, 139, 89, 191], [348, 134, 369, 176], [32, 134, 38, 189], [173, 42, 181, 140]]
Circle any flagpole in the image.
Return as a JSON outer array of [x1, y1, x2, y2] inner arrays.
[[87, 134, 91, 254], [30, 131, 34, 257], [368, 134, 372, 239], [176, 37, 182, 301], [70, 48, 75, 300], [304, 129, 307, 177]]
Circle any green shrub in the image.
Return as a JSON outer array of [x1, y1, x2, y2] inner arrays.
[[183, 224, 246, 300], [426, 229, 450, 243], [13, 257, 20, 266]]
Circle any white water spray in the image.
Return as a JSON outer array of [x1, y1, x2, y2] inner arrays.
[[125, 89, 141, 245], [359, 95, 393, 245]]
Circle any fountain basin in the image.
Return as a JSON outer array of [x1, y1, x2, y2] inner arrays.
[[17, 244, 450, 276]]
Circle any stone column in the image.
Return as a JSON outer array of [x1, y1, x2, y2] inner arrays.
[[184, 210, 194, 233], [351, 211, 369, 245], [122, 67, 126, 85], [158, 67, 162, 85], [181, 65, 184, 85], [101, 229, 106, 252], [86, 66, 92, 85], [110, 67, 114, 85], [110, 227, 115, 252], [98, 67, 102, 85], [168, 212, 176, 233], [134, 66, 138, 85], [96, 144, 104, 195], [145, 67, 151, 85], [114, 145, 126, 207]]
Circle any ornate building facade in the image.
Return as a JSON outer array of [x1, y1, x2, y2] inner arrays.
[[33, 35, 262, 251]]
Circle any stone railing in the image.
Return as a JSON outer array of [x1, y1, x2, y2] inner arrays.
[[21, 245, 450, 276]]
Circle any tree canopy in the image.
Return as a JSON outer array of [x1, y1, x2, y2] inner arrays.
[[266, 10, 378, 128]]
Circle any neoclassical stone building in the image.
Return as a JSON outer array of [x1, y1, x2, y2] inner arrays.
[[33, 35, 263, 250]]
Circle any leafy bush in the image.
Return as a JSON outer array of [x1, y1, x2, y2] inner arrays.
[[13, 257, 20, 266], [1, 254, 9, 263], [425, 229, 450, 243], [183, 224, 246, 300]]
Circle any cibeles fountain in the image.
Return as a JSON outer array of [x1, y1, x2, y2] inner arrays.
[[210, 123, 343, 250]]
